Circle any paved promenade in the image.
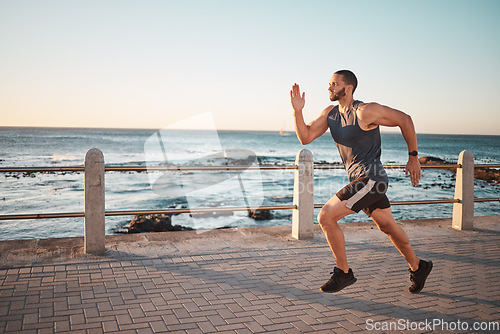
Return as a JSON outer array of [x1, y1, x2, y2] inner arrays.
[[1, 216, 499, 333]]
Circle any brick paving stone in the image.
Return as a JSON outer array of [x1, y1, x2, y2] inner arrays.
[[225, 302, 245, 313], [128, 306, 145, 320], [214, 323, 249, 332], [149, 320, 168, 332], [168, 322, 199, 331], [244, 320, 266, 333], [1, 221, 499, 333], [252, 314, 273, 326], [195, 320, 215, 333], [115, 313, 133, 328]]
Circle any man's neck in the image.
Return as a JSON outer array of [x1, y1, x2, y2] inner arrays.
[[337, 96, 355, 113]]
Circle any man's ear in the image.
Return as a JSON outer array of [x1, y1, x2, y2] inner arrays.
[[346, 85, 354, 95]]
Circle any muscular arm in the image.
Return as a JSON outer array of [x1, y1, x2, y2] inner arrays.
[[290, 83, 331, 145], [357, 103, 421, 186]]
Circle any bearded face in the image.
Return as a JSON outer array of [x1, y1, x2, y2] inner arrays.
[[330, 87, 346, 101]]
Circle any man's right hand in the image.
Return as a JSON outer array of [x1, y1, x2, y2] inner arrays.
[[290, 83, 305, 112], [290, 82, 331, 145]]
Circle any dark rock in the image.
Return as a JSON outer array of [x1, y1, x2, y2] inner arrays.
[[418, 156, 457, 172], [419, 156, 448, 164], [419, 156, 499, 183], [248, 209, 273, 220], [474, 167, 500, 183], [127, 214, 193, 233]]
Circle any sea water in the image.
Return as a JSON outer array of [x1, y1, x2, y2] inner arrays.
[[0, 127, 499, 241]]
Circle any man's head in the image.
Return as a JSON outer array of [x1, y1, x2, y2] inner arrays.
[[329, 70, 358, 101]]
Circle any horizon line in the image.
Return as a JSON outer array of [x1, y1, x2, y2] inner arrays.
[[0, 125, 498, 137]]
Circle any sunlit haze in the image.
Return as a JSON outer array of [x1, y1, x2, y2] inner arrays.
[[1, 0, 499, 135]]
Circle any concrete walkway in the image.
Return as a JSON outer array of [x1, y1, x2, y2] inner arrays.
[[1, 216, 499, 333]]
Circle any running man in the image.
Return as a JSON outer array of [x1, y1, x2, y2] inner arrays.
[[290, 70, 432, 294]]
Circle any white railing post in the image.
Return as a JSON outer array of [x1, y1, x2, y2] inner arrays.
[[452, 150, 474, 230], [84, 148, 106, 253], [292, 149, 314, 240]]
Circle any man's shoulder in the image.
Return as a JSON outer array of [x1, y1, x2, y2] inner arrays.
[[321, 105, 336, 117], [356, 102, 386, 128], [356, 102, 382, 115], [358, 101, 384, 108]]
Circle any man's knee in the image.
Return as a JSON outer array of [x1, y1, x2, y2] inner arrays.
[[377, 223, 393, 235], [318, 206, 340, 227], [371, 208, 398, 235], [376, 220, 406, 239], [317, 208, 328, 227]]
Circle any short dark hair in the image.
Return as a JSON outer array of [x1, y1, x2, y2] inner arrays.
[[334, 70, 358, 93]]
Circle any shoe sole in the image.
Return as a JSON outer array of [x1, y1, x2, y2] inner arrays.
[[320, 277, 357, 293], [409, 261, 433, 294]]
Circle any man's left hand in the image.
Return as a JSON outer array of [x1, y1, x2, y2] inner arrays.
[[405, 158, 421, 186]]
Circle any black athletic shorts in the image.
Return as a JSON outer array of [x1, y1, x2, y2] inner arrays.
[[336, 177, 390, 216]]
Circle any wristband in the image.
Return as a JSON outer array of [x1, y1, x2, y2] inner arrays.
[[408, 151, 418, 157]]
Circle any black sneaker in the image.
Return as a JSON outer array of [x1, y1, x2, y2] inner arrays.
[[320, 267, 357, 293], [408, 260, 433, 294]]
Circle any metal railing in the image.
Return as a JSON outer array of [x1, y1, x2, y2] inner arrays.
[[3, 162, 495, 220], [0, 163, 481, 221], [2, 163, 498, 173], [0, 164, 298, 221], [0, 148, 499, 252]]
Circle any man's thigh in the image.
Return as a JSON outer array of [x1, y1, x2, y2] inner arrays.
[[319, 195, 356, 222]]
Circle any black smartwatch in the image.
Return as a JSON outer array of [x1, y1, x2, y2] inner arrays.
[[408, 150, 418, 157]]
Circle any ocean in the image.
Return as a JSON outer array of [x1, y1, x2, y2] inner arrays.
[[1, 127, 499, 241]]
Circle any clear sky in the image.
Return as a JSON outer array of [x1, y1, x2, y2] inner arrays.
[[1, 0, 499, 135]]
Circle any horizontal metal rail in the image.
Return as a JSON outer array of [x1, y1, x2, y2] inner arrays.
[[0, 165, 296, 173], [388, 164, 460, 169], [105, 165, 297, 171], [0, 166, 85, 172], [314, 164, 462, 170], [104, 205, 297, 217], [1, 163, 499, 173], [390, 199, 460, 205], [0, 212, 85, 220], [2, 163, 499, 173], [473, 197, 500, 202], [8, 162, 499, 173], [0, 205, 296, 221], [475, 164, 500, 168], [315, 163, 500, 169], [2, 198, 498, 221]]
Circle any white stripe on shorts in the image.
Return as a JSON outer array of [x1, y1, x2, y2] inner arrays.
[[345, 179, 376, 210]]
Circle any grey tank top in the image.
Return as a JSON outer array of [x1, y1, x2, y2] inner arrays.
[[327, 100, 388, 183]]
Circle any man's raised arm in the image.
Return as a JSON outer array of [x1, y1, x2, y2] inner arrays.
[[290, 83, 331, 145]]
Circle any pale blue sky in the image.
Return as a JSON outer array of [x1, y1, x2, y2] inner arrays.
[[1, 0, 499, 134]]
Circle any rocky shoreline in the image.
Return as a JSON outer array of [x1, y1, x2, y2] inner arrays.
[[419, 156, 499, 183], [120, 156, 498, 234], [124, 208, 276, 234]]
